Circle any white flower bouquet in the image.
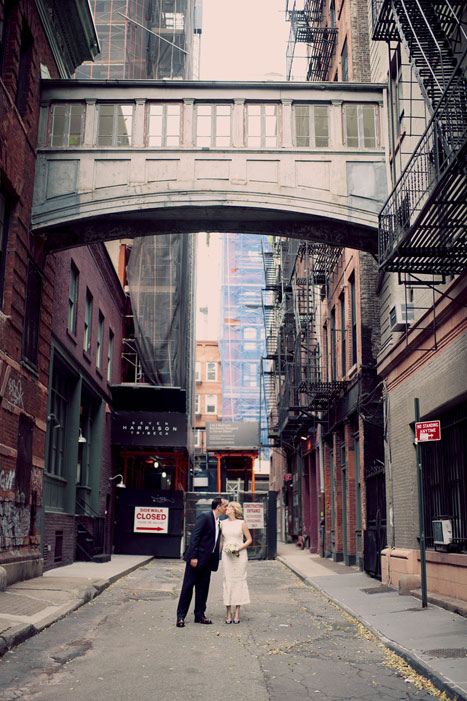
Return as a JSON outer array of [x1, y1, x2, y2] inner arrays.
[[224, 543, 240, 557]]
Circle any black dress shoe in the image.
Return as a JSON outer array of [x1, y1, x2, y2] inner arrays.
[[176, 618, 185, 627], [194, 616, 212, 624]]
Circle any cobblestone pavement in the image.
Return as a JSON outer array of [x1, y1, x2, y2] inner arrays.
[[0, 560, 448, 700]]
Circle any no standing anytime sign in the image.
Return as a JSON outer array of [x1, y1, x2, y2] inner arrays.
[[415, 420, 441, 443], [133, 506, 169, 534]]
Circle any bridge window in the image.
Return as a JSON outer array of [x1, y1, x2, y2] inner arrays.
[[195, 105, 231, 147], [147, 103, 181, 147], [344, 104, 378, 148], [97, 104, 133, 147], [246, 104, 278, 147], [50, 103, 85, 147], [294, 105, 329, 147]]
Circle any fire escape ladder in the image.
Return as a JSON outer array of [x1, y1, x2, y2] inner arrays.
[[373, 0, 467, 275], [286, 0, 338, 80]]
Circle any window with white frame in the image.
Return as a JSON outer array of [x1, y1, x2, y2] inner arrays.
[[195, 361, 201, 382], [294, 105, 329, 147], [50, 103, 85, 146], [195, 394, 200, 413], [206, 362, 217, 381], [195, 104, 231, 147], [96, 311, 104, 369], [83, 289, 93, 352], [205, 394, 217, 414], [97, 104, 133, 146], [67, 261, 79, 335], [242, 362, 258, 387], [147, 103, 181, 146], [246, 104, 278, 147], [194, 428, 201, 447], [344, 104, 378, 148], [107, 329, 114, 382]]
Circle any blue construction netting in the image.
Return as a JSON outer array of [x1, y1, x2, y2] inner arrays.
[[218, 233, 271, 454]]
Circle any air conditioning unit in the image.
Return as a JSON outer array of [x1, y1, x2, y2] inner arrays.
[[389, 303, 415, 332], [432, 519, 453, 545]]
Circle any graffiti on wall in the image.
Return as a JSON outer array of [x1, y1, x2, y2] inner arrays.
[[0, 468, 15, 492], [0, 500, 30, 551]]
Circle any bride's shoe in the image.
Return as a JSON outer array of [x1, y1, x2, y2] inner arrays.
[[233, 619, 240, 624], [225, 619, 232, 624]]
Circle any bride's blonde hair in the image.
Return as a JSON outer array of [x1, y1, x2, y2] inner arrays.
[[229, 501, 243, 519]]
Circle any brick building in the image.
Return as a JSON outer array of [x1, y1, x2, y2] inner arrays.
[[193, 340, 223, 490], [42, 244, 124, 569], [0, 0, 98, 584]]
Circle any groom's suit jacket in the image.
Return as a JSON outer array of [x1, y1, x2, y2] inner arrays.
[[184, 510, 221, 572]]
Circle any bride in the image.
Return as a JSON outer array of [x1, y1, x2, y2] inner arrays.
[[221, 501, 252, 624]]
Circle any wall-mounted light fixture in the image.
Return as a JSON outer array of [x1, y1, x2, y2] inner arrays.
[[78, 428, 87, 444], [109, 474, 126, 488], [47, 413, 61, 428]]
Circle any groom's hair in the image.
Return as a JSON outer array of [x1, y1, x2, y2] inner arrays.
[[211, 497, 223, 510]]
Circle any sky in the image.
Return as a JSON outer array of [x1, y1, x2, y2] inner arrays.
[[199, 0, 290, 81], [195, 3, 290, 341]]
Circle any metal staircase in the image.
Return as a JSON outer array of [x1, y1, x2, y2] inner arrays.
[[373, 0, 467, 274]]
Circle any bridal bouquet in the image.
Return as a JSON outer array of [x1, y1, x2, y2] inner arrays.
[[224, 543, 240, 557]]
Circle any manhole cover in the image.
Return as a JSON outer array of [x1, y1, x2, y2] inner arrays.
[[361, 586, 394, 594], [423, 648, 467, 659]]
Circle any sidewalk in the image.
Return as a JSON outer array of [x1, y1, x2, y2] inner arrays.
[[0, 555, 152, 657], [277, 543, 467, 701], [0, 549, 466, 700]]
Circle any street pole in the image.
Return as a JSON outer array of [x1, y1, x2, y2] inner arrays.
[[414, 398, 428, 608]]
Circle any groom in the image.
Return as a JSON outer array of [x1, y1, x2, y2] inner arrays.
[[176, 497, 227, 627]]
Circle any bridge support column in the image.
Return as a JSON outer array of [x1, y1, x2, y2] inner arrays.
[[183, 99, 194, 147], [233, 99, 245, 148]]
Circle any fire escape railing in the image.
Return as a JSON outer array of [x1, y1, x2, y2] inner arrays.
[[286, 1, 337, 80], [372, 0, 467, 274]]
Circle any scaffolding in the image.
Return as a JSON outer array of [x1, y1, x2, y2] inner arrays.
[[373, 0, 467, 275]]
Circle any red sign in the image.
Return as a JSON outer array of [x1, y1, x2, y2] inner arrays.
[[283, 474, 292, 481], [415, 421, 441, 442], [133, 506, 168, 533]]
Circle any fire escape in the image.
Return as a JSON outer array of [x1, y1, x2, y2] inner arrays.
[[373, 0, 467, 275], [286, 0, 338, 80], [261, 239, 346, 450]]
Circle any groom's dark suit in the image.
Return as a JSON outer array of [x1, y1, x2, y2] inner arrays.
[[177, 510, 221, 621]]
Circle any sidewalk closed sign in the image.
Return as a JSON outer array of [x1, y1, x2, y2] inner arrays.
[[134, 506, 168, 533], [243, 503, 264, 529], [415, 420, 441, 442]]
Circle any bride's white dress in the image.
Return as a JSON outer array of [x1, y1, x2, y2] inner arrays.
[[222, 519, 250, 606]]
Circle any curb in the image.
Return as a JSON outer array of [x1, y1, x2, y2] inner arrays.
[[277, 556, 467, 701], [0, 557, 154, 658]]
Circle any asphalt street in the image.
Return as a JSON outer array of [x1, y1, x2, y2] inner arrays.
[[0, 559, 448, 700]]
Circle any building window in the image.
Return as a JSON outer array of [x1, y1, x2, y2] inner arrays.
[[96, 311, 104, 369], [195, 394, 200, 413], [107, 329, 114, 382], [50, 103, 85, 146], [97, 104, 133, 146], [15, 22, 33, 116], [194, 428, 201, 448], [344, 104, 378, 148], [330, 308, 337, 381], [323, 322, 329, 382], [340, 293, 346, 376], [294, 104, 329, 147], [0, 190, 10, 309], [246, 104, 278, 147], [195, 104, 231, 147], [147, 103, 181, 146], [46, 364, 70, 481], [341, 38, 348, 81], [206, 394, 217, 414], [22, 261, 42, 367], [350, 274, 357, 366], [330, 0, 336, 28], [390, 45, 404, 142], [206, 361, 218, 381], [67, 261, 79, 334], [83, 289, 93, 352], [195, 361, 201, 381]]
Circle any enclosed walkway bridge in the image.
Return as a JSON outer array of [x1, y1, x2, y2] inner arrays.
[[32, 80, 388, 252]]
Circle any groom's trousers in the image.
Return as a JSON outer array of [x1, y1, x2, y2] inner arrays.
[[177, 561, 212, 619]]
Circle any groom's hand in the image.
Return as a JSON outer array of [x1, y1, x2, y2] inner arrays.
[[190, 559, 198, 567]]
